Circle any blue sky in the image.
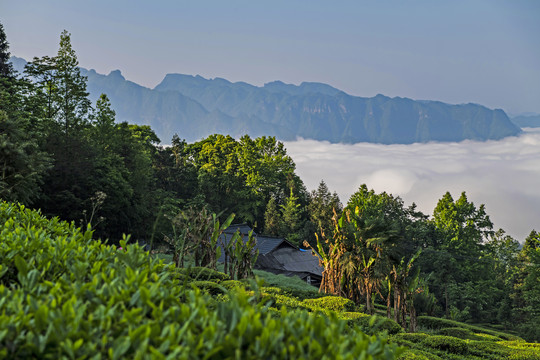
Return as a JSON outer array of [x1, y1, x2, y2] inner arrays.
[[2, 1, 539, 114]]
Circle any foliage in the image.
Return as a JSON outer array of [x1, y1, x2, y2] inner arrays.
[[166, 207, 232, 270], [177, 266, 230, 282], [392, 333, 430, 344], [397, 349, 442, 360], [2, 22, 539, 346], [0, 110, 51, 203], [190, 280, 227, 296], [220, 279, 245, 290], [220, 228, 259, 279], [252, 269, 320, 300], [302, 295, 356, 312], [420, 336, 469, 355], [417, 316, 523, 341], [263, 196, 280, 236], [436, 327, 501, 341], [307, 179, 343, 247], [0, 201, 404, 359], [342, 312, 403, 336]]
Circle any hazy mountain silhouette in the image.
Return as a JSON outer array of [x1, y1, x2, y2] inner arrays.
[[11, 56, 521, 144]]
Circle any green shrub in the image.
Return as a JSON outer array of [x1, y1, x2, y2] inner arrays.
[[471, 333, 503, 341], [302, 295, 356, 312], [190, 280, 227, 295], [260, 286, 284, 295], [0, 201, 404, 359], [252, 270, 320, 300], [418, 316, 523, 341], [178, 266, 230, 282], [436, 327, 473, 338], [466, 341, 515, 359], [221, 279, 245, 290], [398, 349, 443, 360], [421, 335, 468, 355], [392, 332, 430, 344], [343, 312, 403, 335]]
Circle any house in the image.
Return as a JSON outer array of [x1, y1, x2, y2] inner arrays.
[[218, 224, 323, 287]]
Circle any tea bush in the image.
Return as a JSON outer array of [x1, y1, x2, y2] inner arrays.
[[252, 269, 321, 300], [178, 266, 230, 282], [418, 316, 523, 341], [302, 295, 356, 312], [0, 202, 404, 359], [221, 279, 245, 290], [392, 333, 430, 344], [341, 312, 403, 335], [190, 280, 227, 295], [420, 335, 469, 355], [398, 349, 442, 360], [436, 327, 502, 341]]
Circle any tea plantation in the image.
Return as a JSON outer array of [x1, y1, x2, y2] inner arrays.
[[1, 201, 539, 359]]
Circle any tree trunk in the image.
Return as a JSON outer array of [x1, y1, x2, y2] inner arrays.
[[366, 290, 372, 315], [387, 289, 392, 318], [400, 292, 407, 328], [393, 288, 400, 323], [409, 305, 417, 333]]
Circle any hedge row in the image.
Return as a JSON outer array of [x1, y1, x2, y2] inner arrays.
[[0, 202, 403, 359], [417, 316, 523, 342]]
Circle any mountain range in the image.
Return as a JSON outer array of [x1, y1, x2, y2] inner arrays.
[[11, 56, 522, 144]]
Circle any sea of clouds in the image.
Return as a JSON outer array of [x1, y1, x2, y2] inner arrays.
[[285, 128, 540, 242]]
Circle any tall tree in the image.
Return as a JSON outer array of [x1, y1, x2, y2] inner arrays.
[[426, 191, 494, 318], [0, 110, 50, 203], [307, 180, 342, 246], [0, 23, 13, 77], [263, 196, 280, 236], [279, 188, 304, 246], [0, 22, 51, 204]]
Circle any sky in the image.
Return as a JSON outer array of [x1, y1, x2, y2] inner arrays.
[[2, 1, 539, 240], [286, 128, 540, 242], [2, 0, 540, 115]]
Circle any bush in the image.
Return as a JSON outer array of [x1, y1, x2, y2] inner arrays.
[[392, 332, 430, 344], [418, 316, 523, 342], [421, 335, 468, 355], [343, 312, 403, 335], [252, 270, 320, 300], [398, 349, 443, 360], [221, 279, 245, 290], [0, 201, 404, 359], [302, 295, 356, 312], [436, 327, 473, 338], [466, 341, 515, 359], [178, 266, 230, 282], [190, 280, 227, 295]]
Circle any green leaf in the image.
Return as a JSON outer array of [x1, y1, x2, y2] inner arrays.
[[14, 255, 29, 277]]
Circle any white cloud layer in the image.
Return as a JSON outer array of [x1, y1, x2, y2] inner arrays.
[[285, 129, 540, 242]]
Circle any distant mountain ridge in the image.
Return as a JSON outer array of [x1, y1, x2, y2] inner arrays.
[[511, 114, 540, 128], [11, 56, 521, 144]]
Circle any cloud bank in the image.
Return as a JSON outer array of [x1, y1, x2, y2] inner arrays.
[[285, 129, 540, 242]]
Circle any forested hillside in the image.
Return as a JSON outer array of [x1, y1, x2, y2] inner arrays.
[[1, 24, 539, 355]]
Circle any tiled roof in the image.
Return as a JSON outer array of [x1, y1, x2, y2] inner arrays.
[[218, 224, 322, 277]]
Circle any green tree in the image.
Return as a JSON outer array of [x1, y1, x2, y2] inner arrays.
[[279, 188, 304, 245], [307, 180, 342, 246], [510, 230, 540, 341], [0, 23, 51, 204], [263, 196, 280, 236], [0, 110, 50, 203], [426, 191, 494, 318], [0, 23, 13, 77]]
